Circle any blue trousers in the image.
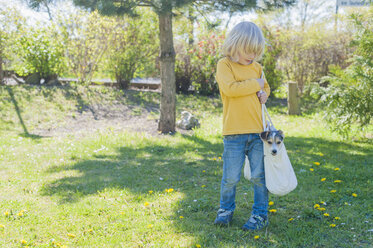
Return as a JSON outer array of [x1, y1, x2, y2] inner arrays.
[[219, 133, 268, 217]]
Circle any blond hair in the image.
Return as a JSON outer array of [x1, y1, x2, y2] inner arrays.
[[222, 22, 265, 62]]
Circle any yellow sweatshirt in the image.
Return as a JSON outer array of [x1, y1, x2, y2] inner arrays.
[[215, 57, 271, 136]]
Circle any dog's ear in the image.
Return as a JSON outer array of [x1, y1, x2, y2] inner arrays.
[[278, 130, 284, 139], [260, 131, 269, 140]]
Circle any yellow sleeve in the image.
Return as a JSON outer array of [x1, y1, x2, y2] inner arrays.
[[216, 60, 261, 97]]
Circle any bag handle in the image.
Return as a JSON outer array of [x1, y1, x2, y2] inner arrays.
[[259, 71, 275, 131]]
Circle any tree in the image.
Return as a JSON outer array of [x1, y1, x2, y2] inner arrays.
[[27, 0, 295, 133]]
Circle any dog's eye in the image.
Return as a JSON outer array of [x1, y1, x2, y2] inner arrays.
[[268, 141, 272, 144], [277, 141, 281, 144]]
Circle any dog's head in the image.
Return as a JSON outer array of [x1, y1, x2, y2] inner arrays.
[[260, 130, 284, 156]]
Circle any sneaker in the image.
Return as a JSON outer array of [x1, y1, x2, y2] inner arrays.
[[242, 214, 268, 231], [214, 208, 234, 226]]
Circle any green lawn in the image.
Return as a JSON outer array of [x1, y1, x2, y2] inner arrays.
[[0, 85, 372, 247]]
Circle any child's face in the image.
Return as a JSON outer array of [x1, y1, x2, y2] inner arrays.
[[237, 52, 256, 65]]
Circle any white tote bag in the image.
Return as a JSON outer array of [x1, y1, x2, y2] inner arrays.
[[244, 104, 297, 196]]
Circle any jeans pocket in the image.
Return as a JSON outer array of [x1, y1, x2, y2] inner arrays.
[[223, 134, 242, 141]]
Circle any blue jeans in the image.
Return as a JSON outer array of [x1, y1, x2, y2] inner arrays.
[[219, 133, 268, 217]]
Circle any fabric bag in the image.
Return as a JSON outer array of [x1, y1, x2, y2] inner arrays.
[[244, 99, 297, 196]]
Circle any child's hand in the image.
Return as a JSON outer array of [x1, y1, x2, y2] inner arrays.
[[256, 79, 265, 89], [257, 91, 268, 104]]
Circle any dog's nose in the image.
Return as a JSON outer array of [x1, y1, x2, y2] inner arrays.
[[272, 150, 277, 155]]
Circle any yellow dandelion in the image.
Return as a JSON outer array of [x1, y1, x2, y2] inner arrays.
[[324, 213, 330, 217], [218, 156, 222, 160], [179, 216, 184, 219], [147, 224, 153, 229], [330, 224, 336, 227], [334, 168, 340, 171], [144, 202, 150, 207], [202, 170, 206, 173], [0, 224, 4, 229], [334, 217, 340, 220], [269, 201, 274, 206], [321, 178, 326, 182], [330, 190, 337, 193], [17, 212, 24, 217], [254, 235, 260, 239], [314, 204, 320, 209], [288, 218, 294, 222], [320, 201, 326, 205], [334, 180, 342, 183], [4, 211, 10, 217], [20, 240, 27, 245], [352, 193, 358, 197], [269, 209, 277, 213], [201, 185, 206, 188], [310, 168, 314, 172], [196, 245, 202, 248], [313, 162, 320, 166], [316, 152, 324, 156], [165, 188, 174, 193], [213, 158, 217, 161], [88, 228, 93, 233], [148, 190, 153, 194], [67, 233, 76, 238], [317, 207, 326, 211]]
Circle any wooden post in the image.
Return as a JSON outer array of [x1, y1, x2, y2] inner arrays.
[[288, 81, 301, 115]]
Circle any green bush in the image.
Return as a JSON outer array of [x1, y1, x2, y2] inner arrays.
[[317, 9, 373, 136], [175, 22, 225, 95]]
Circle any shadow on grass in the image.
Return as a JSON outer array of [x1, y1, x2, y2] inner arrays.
[[40, 132, 372, 247]]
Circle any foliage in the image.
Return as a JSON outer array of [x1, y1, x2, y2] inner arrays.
[[13, 24, 66, 82], [175, 20, 225, 95], [317, 9, 373, 137], [57, 10, 114, 84], [105, 9, 159, 89]]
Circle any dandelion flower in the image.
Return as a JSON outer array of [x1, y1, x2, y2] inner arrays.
[[213, 158, 217, 161], [147, 224, 153, 229], [144, 202, 150, 207], [330, 190, 337, 193], [202, 170, 206, 173], [317, 207, 326, 211], [320, 201, 327, 205], [352, 193, 357, 197], [17, 212, 24, 217], [313, 162, 320, 166], [309, 168, 314, 171], [201, 185, 206, 188], [324, 213, 330, 217], [179, 216, 184, 219], [334, 180, 342, 183], [88, 228, 93, 233], [288, 218, 294, 222], [0, 224, 4, 229], [316, 152, 324, 156], [148, 190, 153, 194], [269, 209, 277, 213], [330, 224, 336, 227], [196, 245, 201, 248], [321, 178, 326, 182], [20, 240, 27, 245], [334, 168, 340, 171], [335, 217, 340, 220], [314, 204, 320, 209], [4, 211, 9, 217], [218, 156, 222, 160], [269, 201, 274, 206], [67, 233, 76, 238], [165, 188, 174, 193], [254, 235, 260, 239]]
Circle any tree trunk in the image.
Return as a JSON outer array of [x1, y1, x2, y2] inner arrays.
[[158, 10, 176, 133]]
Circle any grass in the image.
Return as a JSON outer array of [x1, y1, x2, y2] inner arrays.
[[0, 85, 372, 247]]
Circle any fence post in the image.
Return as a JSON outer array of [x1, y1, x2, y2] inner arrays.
[[288, 81, 301, 115]]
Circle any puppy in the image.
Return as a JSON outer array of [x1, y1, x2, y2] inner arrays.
[[260, 130, 284, 156]]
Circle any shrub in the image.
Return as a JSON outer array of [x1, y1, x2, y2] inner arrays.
[[318, 9, 373, 136]]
